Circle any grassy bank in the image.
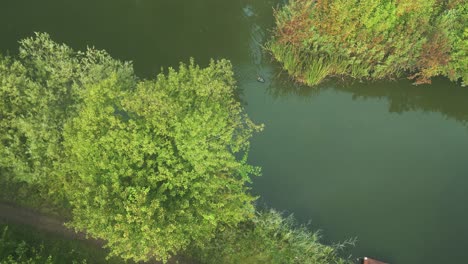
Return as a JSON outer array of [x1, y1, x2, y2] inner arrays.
[[187, 209, 354, 264], [268, 0, 467, 86]]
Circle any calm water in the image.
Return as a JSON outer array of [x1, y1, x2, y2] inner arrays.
[[2, 1, 468, 263]]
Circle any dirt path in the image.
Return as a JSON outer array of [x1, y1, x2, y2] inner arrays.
[[0, 202, 192, 264], [0, 202, 103, 246]]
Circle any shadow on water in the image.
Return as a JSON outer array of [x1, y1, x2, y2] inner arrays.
[[337, 78, 468, 125], [265, 73, 468, 126]]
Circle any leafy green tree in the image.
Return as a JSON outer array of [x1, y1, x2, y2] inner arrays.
[[0, 33, 134, 200], [61, 59, 262, 262], [1, 34, 262, 262]]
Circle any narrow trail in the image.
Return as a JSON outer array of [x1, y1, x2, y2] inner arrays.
[[0, 202, 103, 246], [0, 202, 190, 264]]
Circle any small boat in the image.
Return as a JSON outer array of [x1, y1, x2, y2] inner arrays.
[[361, 257, 388, 264], [257, 76, 265, 83]]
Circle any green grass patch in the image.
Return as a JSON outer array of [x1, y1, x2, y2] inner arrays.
[[187, 209, 354, 264]]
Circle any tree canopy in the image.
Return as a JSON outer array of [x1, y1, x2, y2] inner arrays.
[[268, 0, 467, 86], [0, 32, 134, 189], [62, 60, 261, 262], [0, 33, 261, 262]]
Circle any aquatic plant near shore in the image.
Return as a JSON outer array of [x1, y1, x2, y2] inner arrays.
[[268, 0, 467, 86], [188, 209, 353, 264]]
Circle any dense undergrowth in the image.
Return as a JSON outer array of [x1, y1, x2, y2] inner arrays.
[[268, 0, 467, 86]]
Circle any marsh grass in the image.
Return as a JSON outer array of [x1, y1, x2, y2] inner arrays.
[[267, 0, 467, 86], [267, 40, 351, 85], [187, 209, 354, 264]]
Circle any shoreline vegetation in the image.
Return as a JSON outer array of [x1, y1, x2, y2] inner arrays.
[[268, 0, 467, 86], [0, 34, 351, 264]]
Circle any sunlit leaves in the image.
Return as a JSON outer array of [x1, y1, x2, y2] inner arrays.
[[1, 34, 262, 263], [0, 33, 134, 190], [63, 60, 261, 262]]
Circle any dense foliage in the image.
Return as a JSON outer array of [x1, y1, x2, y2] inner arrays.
[[0, 33, 133, 201], [188, 209, 353, 264], [0, 34, 351, 264], [62, 61, 261, 262], [0, 34, 261, 262], [268, 0, 467, 86]]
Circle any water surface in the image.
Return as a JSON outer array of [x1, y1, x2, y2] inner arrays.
[[2, 1, 468, 263]]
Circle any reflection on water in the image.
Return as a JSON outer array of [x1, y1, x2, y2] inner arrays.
[[242, 5, 256, 18], [249, 23, 265, 66], [337, 79, 468, 125], [242, 3, 268, 83], [266, 73, 468, 125]]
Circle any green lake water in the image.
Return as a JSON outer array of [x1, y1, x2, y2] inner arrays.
[[2, 1, 468, 263]]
